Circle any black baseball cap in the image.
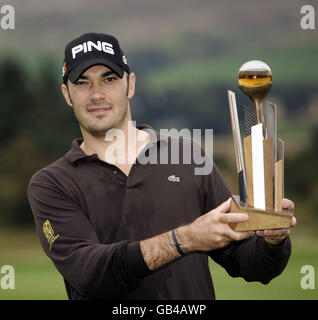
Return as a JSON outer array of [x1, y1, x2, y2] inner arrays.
[[62, 32, 130, 84]]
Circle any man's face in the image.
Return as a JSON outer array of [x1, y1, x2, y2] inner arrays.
[[61, 65, 135, 136]]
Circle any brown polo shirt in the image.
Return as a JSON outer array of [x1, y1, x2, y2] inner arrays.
[[27, 125, 291, 300]]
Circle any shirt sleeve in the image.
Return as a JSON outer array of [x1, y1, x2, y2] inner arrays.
[[203, 162, 292, 284], [209, 235, 291, 284], [27, 169, 151, 300]]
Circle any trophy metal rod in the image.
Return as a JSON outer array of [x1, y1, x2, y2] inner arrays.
[[254, 98, 266, 132]]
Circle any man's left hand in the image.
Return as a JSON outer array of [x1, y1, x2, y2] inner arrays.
[[256, 198, 296, 246]]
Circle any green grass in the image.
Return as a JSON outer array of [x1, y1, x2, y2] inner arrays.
[[209, 250, 318, 300], [1, 227, 317, 300], [0, 261, 68, 300], [209, 227, 318, 300]]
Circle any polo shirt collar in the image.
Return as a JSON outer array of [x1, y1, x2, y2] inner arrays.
[[65, 124, 165, 166]]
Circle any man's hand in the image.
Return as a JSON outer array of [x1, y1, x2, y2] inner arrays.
[[140, 198, 295, 272], [256, 198, 296, 246], [140, 198, 254, 271], [177, 198, 255, 253]]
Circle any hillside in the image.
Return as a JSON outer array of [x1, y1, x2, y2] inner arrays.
[[1, 0, 316, 90]]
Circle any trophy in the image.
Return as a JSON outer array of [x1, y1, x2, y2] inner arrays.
[[227, 60, 293, 231]]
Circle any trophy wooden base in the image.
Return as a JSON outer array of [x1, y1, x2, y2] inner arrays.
[[229, 195, 293, 231]]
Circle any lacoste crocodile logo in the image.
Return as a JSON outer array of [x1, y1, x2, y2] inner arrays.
[[168, 175, 180, 182]]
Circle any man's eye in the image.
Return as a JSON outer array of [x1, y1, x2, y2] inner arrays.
[[75, 81, 88, 86], [105, 77, 117, 82]]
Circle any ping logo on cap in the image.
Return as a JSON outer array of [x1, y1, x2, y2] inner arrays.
[[71, 40, 115, 59]]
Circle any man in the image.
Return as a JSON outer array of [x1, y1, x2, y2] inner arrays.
[[27, 32, 296, 300]]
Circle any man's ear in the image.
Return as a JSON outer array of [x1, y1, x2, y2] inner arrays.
[[61, 83, 73, 107], [127, 73, 136, 99]]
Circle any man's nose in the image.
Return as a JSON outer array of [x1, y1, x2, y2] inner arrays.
[[89, 83, 105, 101]]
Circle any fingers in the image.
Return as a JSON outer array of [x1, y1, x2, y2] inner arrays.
[[219, 212, 249, 224], [256, 228, 290, 238], [216, 198, 232, 214], [282, 198, 294, 211], [291, 216, 297, 227], [226, 229, 255, 241], [211, 197, 296, 246], [256, 227, 290, 246], [282, 199, 296, 227]]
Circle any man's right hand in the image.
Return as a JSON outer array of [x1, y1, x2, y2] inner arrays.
[[177, 198, 255, 253], [140, 198, 255, 271]]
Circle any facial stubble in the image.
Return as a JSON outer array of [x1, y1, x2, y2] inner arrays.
[[68, 74, 130, 136]]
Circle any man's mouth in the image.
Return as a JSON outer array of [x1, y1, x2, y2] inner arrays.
[[87, 106, 112, 114]]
